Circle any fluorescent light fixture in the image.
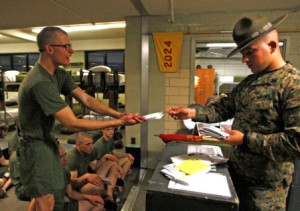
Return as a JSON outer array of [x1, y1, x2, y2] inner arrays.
[[206, 43, 237, 48], [32, 21, 126, 33], [209, 52, 224, 56], [11, 31, 36, 42], [201, 42, 283, 48], [0, 30, 36, 42], [220, 31, 233, 34]]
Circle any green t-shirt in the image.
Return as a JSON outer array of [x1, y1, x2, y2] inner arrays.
[[18, 62, 78, 148], [92, 136, 115, 160], [66, 148, 96, 177]]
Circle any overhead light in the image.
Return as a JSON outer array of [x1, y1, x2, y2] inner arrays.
[[0, 30, 36, 42], [209, 52, 224, 56], [206, 43, 237, 48], [32, 21, 126, 33], [201, 42, 283, 48], [220, 31, 233, 34]]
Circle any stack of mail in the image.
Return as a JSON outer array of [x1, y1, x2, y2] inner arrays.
[[161, 163, 188, 185], [197, 123, 229, 139]]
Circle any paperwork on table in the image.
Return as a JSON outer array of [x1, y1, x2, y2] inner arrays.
[[168, 172, 231, 197], [171, 144, 228, 165], [161, 144, 231, 197]]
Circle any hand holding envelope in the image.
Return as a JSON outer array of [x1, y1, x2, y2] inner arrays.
[[143, 111, 164, 120]]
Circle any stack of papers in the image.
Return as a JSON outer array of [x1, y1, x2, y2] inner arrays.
[[161, 144, 231, 197], [171, 145, 228, 165], [161, 145, 228, 186], [161, 161, 211, 186], [161, 164, 188, 185], [187, 145, 223, 156], [168, 172, 232, 197], [197, 123, 229, 139]]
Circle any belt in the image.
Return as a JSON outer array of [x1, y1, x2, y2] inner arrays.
[[19, 137, 41, 146]]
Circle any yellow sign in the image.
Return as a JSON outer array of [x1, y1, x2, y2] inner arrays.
[[153, 32, 183, 73]]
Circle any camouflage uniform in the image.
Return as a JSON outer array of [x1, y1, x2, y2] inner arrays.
[[193, 64, 300, 210]]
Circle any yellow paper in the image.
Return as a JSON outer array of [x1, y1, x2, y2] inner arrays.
[[153, 32, 183, 73], [176, 159, 209, 175]]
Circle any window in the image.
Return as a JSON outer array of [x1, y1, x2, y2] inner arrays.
[[0, 55, 11, 70], [86, 51, 106, 69], [0, 53, 39, 71], [85, 50, 124, 73], [107, 51, 124, 72], [28, 54, 39, 70], [13, 54, 27, 71]]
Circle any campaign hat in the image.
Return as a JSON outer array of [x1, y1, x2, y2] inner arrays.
[[227, 14, 287, 57]]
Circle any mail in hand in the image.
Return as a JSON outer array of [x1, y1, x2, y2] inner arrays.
[[197, 123, 229, 139], [144, 111, 164, 120]]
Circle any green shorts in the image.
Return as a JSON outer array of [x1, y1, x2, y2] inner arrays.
[[53, 200, 78, 211], [64, 200, 78, 211], [18, 141, 65, 198], [0, 166, 8, 177], [15, 184, 31, 201]]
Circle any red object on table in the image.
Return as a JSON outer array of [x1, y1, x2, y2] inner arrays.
[[158, 134, 203, 143]]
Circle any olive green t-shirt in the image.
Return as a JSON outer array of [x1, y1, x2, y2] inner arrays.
[[18, 62, 78, 147], [92, 136, 115, 160], [67, 148, 97, 177]]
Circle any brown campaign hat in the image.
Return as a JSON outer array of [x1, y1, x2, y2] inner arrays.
[[227, 14, 287, 58]]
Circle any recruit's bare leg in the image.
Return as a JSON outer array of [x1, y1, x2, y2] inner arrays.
[[32, 194, 54, 211], [27, 198, 36, 211], [96, 160, 118, 200], [79, 200, 104, 211], [118, 156, 134, 180]]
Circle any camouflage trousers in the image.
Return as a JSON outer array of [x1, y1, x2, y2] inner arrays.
[[230, 171, 292, 211]]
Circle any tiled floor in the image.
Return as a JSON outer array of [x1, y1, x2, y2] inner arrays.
[[0, 123, 154, 211]]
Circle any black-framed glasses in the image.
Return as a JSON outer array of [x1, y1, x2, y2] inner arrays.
[[104, 127, 115, 131], [50, 44, 73, 50]]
